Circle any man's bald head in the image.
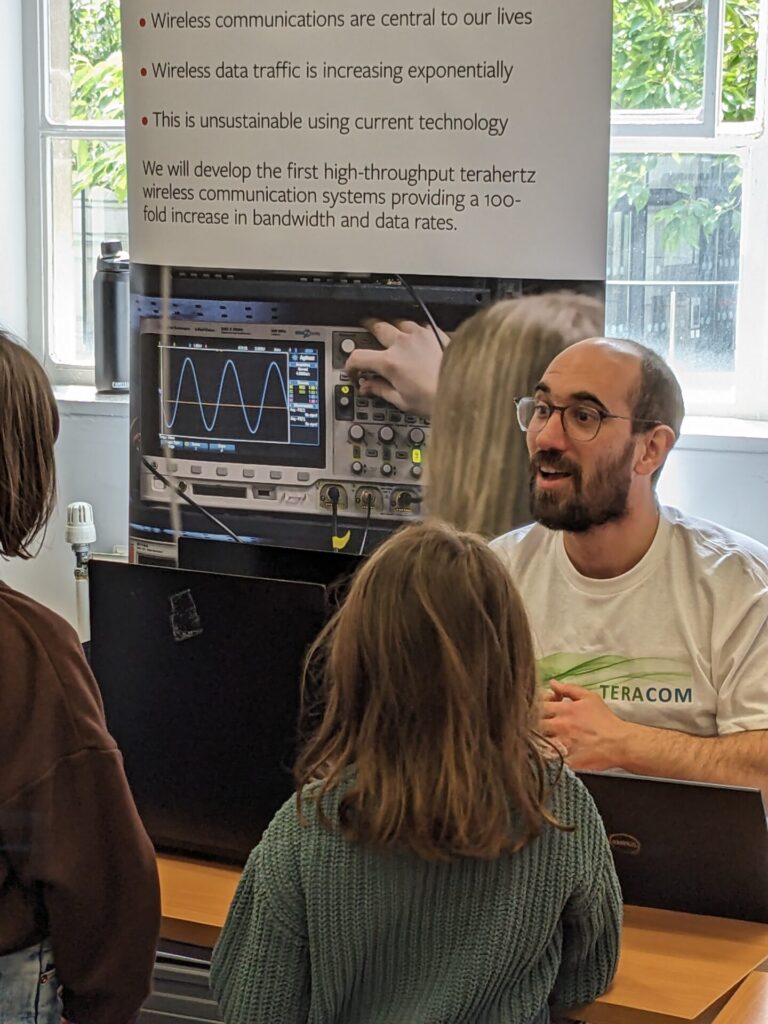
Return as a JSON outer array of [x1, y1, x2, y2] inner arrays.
[[546, 336, 685, 440]]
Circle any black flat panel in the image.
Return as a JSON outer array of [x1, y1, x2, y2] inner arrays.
[[178, 536, 364, 589], [579, 771, 768, 922], [89, 561, 325, 862]]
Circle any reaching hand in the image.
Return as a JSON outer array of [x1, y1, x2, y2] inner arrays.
[[540, 681, 631, 771], [345, 319, 448, 416]]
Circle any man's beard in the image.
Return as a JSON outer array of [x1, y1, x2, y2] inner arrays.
[[528, 440, 635, 533]]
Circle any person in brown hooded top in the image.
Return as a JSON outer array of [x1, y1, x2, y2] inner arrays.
[[0, 329, 160, 1024]]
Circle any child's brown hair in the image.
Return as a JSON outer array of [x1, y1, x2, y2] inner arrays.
[[295, 520, 568, 861], [0, 332, 59, 559]]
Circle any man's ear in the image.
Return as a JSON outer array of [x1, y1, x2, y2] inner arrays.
[[633, 424, 676, 479]]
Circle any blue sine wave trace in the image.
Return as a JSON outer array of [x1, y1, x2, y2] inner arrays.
[[163, 355, 289, 437]]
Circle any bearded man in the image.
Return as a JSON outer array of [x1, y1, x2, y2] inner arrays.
[[491, 338, 768, 796]]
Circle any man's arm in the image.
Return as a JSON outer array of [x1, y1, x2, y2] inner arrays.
[[541, 682, 768, 799], [344, 319, 447, 416]]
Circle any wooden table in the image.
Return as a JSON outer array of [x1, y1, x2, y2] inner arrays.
[[158, 855, 768, 1023], [576, 905, 768, 1024]]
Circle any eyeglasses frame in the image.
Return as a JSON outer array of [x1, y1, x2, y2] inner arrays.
[[514, 396, 662, 442]]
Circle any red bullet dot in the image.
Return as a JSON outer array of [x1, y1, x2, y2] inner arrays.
[[139, 18, 146, 27], [141, 116, 148, 126], [140, 67, 147, 76]]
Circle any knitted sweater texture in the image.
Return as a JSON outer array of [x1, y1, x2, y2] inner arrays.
[[211, 767, 621, 1024]]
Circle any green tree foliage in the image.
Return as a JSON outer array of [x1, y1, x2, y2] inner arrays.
[[722, 0, 760, 122], [612, 0, 705, 110], [611, 0, 758, 257], [70, 0, 125, 200], [70, 0, 120, 62]]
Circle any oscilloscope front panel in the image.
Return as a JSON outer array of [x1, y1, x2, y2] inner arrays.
[[138, 318, 428, 520]]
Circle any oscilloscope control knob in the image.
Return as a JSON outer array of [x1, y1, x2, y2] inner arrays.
[[339, 394, 351, 408], [408, 427, 426, 446], [340, 336, 357, 355], [378, 425, 395, 444], [348, 424, 365, 442], [411, 465, 423, 479], [351, 461, 363, 475], [381, 463, 394, 477]]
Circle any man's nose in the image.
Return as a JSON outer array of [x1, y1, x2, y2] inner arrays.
[[532, 409, 569, 451]]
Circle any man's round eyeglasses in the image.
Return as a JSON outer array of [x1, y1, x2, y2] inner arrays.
[[515, 396, 661, 443]]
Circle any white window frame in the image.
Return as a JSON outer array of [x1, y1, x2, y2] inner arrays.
[[23, 0, 125, 386], [608, 0, 768, 418], [23, 0, 768, 413]]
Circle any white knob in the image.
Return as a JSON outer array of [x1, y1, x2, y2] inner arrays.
[[340, 337, 357, 355], [65, 501, 97, 546]]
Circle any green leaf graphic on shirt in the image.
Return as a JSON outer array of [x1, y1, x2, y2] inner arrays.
[[538, 653, 691, 692]]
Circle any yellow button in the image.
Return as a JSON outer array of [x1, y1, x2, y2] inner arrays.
[[340, 385, 351, 394], [411, 449, 422, 464]]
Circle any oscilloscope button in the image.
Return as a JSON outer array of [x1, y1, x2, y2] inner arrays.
[[339, 395, 351, 408], [297, 472, 310, 482], [243, 468, 256, 479], [381, 463, 395, 477], [191, 465, 203, 475], [216, 467, 229, 477], [378, 425, 395, 444], [408, 427, 426, 445], [348, 424, 365, 442], [351, 461, 363, 475], [340, 337, 357, 355], [270, 471, 283, 480], [411, 465, 423, 478]]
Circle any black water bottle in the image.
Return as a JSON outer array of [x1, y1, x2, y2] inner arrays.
[[93, 240, 130, 393]]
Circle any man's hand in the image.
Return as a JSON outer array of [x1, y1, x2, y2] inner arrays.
[[540, 681, 631, 771], [345, 319, 448, 416]]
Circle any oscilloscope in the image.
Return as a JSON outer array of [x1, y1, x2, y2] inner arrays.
[[138, 317, 430, 526], [128, 268, 604, 561]]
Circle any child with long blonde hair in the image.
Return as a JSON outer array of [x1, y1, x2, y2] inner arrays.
[[212, 521, 621, 1024]]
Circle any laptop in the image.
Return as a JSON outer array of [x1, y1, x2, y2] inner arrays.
[[178, 536, 365, 614], [578, 771, 768, 922], [89, 560, 327, 863]]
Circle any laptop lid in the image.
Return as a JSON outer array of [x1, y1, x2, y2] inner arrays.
[[89, 560, 326, 863], [578, 771, 768, 922], [178, 536, 364, 588]]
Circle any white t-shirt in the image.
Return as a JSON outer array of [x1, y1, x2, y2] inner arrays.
[[490, 506, 768, 736]]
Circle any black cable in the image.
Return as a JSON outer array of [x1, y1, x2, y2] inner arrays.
[[359, 493, 373, 555], [395, 273, 446, 351], [327, 486, 341, 551], [138, 451, 243, 544]]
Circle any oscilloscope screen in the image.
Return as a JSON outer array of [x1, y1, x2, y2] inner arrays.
[[147, 335, 326, 468]]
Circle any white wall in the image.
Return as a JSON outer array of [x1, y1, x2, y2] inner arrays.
[[660, 434, 768, 544], [0, 400, 129, 626]]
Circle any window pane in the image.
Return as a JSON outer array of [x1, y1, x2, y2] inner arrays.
[[606, 153, 742, 373], [49, 0, 124, 123], [722, 0, 760, 122], [612, 0, 705, 113], [50, 138, 128, 365]]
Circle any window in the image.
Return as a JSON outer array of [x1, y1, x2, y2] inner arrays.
[[25, 0, 126, 384], [607, 0, 768, 417], [26, 0, 768, 413]]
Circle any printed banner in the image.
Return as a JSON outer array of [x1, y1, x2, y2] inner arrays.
[[122, 1, 613, 278]]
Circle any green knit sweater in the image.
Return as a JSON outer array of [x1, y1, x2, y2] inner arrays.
[[210, 768, 621, 1024]]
